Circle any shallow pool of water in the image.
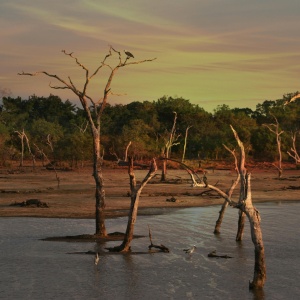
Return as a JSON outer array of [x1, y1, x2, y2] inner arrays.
[[1, 201, 299, 299]]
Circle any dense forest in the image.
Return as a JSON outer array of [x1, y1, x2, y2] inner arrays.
[[0, 92, 299, 167]]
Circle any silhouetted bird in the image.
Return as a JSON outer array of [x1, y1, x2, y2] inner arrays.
[[124, 50, 134, 58]]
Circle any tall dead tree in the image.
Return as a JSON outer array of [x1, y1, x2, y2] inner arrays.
[[107, 157, 157, 252], [19, 46, 156, 237], [230, 126, 266, 289], [170, 125, 266, 289], [263, 113, 284, 178], [161, 111, 180, 181], [182, 125, 192, 163]]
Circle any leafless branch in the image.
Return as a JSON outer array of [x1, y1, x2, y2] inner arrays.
[[284, 93, 300, 105]]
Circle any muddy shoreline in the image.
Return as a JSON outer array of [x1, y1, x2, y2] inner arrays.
[[1, 166, 299, 219]]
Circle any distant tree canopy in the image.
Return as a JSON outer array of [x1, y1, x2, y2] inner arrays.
[[0, 93, 299, 166]]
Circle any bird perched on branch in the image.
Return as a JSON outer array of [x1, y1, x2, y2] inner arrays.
[[183, 245, 196, 255], [94, 252, 100, 265], [124, 50, 134, 59]]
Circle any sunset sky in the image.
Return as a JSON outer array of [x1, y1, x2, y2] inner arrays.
[[1, 0, 300, 111]]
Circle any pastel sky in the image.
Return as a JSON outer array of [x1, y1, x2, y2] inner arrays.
[[1, 0, 300, 111]]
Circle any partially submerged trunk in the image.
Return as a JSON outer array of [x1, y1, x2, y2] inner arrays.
[[231, 126, 266, 289], [240, 174, 266, 289], [214, 201, 228, 234], [180, 126, 267, 289], [107, 157, 157, 252], [235, 210, 246, 241]]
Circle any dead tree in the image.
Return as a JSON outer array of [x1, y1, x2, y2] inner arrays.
[[182, 125, 192, 163], [24, 132, 36, 169], [15, 129, 36, 168], [18, 47, 156, 237], [287, 131, 300, 166], [263, 113, 284, 178], [161, 111, 180, 181], [107, 157, 157, 252], [168, 125, 266, 289], [214, 144, 240, 235], [231, 126, 266, 289], [124, 141, 132, 162]]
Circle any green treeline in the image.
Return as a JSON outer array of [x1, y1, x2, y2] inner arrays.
[[0, 93, 299, 166]]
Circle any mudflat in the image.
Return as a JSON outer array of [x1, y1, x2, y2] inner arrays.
[[0, 164, 299, 219]]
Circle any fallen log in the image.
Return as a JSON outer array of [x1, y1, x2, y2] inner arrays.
[[208, 250, 233, 259]]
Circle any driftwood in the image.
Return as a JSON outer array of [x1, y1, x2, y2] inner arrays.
[[148, 226, 170, 253], [166, 196, 177, 202], [283, 185, 300, 190], [208, 250, 233, 259]]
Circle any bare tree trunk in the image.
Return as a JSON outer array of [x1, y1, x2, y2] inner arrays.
[[214, 145, 239, 234], [214, 201, 228, 234], [263, 113, 284, 178], [242, 175, 266, 289], [24, 133, 36, 169], [161, 153, 167, 182], [161, 111, 180, 182], [124, 141, 131, 162], [16, 129, 35, 168], [235, 210, 246, 241], [182, 125, 192, 163], [276, 133, 283, 178], [92, 131, 107, 237], [231, 126, 266, 289], [108, 157, 157, 252]]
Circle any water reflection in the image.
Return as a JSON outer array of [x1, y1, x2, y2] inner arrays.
[[0, 202, 299, 299], [251, 288, 265, 300]]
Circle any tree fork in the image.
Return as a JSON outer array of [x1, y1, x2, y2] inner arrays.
[[107, 157, 157, 252]]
